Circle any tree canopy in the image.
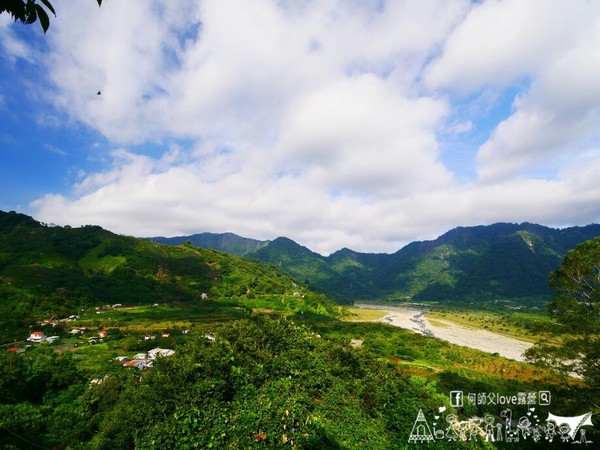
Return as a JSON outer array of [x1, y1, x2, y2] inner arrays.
[[0, 0, 102, 33], [0, 316, 451, 449], [526, 237, 600, 388], [549, 237, 600, 333]]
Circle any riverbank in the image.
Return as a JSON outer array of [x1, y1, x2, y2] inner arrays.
[[354, 303, 533, 362]]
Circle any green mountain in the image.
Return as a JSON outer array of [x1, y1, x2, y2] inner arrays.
[[145, 222, 600, 304], [245, 222, 600, 304], [0, 211, 333, 333], [149, 232, 270, 256]]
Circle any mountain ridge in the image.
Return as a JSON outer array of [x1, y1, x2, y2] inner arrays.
[[149, 231, 270, 256], [150, 221, 600, 305], [10, 209, 600, 306]]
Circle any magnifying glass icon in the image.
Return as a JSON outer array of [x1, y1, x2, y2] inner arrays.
[[539, 391, 551, 405]]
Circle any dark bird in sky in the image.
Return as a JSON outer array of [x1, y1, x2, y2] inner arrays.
[[97, 91, 101, 95]]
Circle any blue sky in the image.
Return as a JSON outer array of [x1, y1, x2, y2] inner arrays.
[[2, 0, 600, 254]]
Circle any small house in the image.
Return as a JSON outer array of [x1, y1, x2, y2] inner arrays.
[[90, 375, 109, 385], [204, 333, 216, 341], [124, 360, 146, 370], [98, 330, 108, 338], [7, 347, 25, 354], [27, 331, 46, 343], [148, 348, 175, 359]]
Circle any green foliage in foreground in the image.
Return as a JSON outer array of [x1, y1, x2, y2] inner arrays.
[[1, 313, 596, 449], [1, 316, 453, 449], [527, 237, 600, 390], [0, 0, 102, 33]]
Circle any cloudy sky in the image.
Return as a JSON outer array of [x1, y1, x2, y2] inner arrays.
[[2, 0, 600, 255]]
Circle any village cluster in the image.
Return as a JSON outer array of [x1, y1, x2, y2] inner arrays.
[[4, 305, 203, 373], [114, 347, 176, 370], [20, 328, 178, 371]]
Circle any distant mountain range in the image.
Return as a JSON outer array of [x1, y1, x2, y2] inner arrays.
[[151, 223, 600, 304], [150, 232, 270, 256]]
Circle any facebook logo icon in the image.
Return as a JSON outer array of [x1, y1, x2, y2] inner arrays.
[[450, 391, 463, 407]]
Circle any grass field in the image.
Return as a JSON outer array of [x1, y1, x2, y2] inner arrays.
[[341, 306, 388, 321], [425, 318, 450, 328]]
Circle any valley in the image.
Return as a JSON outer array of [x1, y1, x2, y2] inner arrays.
[[1, 210, 598, 448]]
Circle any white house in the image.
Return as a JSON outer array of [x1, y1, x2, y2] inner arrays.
[[204, 333, 216, 341], [27, 331, 46, 342], [148, 348, 175, 359], [124, 360, 146, 370]]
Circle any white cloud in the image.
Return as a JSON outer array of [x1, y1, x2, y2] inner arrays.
[[425, 0, 600, 182], [31, 144, 600, 255], [46, 1, 199, 143], [475, 12, 600, 181], [276, 74, 452, 196], [0, 15, 35, 62], [14, 0, 600, 254], [424, 0, 596, 92]]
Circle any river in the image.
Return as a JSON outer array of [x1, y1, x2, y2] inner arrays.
[[355, 303, 533, 362]]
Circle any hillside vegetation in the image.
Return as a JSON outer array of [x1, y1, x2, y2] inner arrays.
[[0, 210, 334, 340], [150, 232, 270, 256], [243, 223, 600, 304], [153, 224, 600, 305]]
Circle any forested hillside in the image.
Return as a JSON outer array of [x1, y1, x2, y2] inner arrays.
[[0, 210, 334, 339], [150, 232, 270, 256], [245, 223, 600, 304]]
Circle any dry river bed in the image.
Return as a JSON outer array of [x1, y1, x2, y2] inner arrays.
[[355, 303, 533, 362]]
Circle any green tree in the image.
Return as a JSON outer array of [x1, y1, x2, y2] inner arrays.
[[526, 238, 600, 387], [0, 352, 26, 402], [0, 0, 102, 33], [72, 316, 454, 449], [549, 238, 600, 333]]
